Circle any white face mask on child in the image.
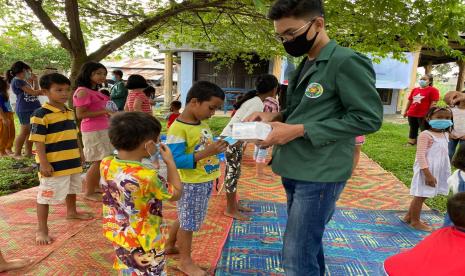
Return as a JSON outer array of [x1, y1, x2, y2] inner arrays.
[[144, 141, 160, 162]]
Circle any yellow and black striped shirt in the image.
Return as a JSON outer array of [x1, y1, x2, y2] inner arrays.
[[29, 103, 82, 177]]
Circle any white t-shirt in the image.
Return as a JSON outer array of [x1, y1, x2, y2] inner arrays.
[[451, 107, 465, 138], [221, 96, 264, 137]]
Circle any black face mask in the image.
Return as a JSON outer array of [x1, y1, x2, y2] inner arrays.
[[283, 24, 319, 57]]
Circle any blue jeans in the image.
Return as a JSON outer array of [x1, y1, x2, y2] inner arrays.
[[282, 178, 346, 276], [448, 139, 465, 161]]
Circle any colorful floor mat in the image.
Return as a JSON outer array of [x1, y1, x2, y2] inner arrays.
[[216, 201, 444, 276], [1, 188, 232, 275], [236, 152, 413, 210]]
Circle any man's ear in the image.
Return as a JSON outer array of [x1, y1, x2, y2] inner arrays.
[[315, 17, 325, 31]]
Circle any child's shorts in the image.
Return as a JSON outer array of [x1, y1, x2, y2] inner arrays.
[[37, 173, 82, 205], [355, 135, 366, 146], [177, 181, 213, 232], [16, 111, 34, 125], [82, 129, 113, 162]]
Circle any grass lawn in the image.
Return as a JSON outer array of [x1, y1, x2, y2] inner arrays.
[[0, 115, 450, 212], [364, 122, 448, 212]]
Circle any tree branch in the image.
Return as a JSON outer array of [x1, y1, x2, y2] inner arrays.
[[24, 0, 73, 52], [196, 12, 212, 42], [65, 0, 86, 55], [87, 0, 228, 61]]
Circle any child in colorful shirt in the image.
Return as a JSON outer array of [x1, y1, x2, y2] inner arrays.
[[101, 112, 182, 275], [166, 100, 181, 129], [166, 81, 228, 276]]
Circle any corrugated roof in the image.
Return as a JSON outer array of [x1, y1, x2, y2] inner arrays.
[[103, 58, 177, 82]]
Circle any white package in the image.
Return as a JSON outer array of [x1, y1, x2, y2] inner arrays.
[[232, 122, 272, 141]]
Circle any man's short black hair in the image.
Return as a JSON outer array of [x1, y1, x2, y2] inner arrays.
[[170, 100, 182, 110], [268, 0, 324, 20], [186, 81, 225, 103], [39, 73, 71, 90], [109, 112, 161, 151], [113, 70, 123, 78], [447, 192, 465, 228]]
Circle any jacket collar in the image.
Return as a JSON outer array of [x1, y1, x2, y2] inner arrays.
[[295, 40, 337, 88]]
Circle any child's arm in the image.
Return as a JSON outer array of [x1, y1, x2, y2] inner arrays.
[[19, 84, 44, 96], [159, 144, 183, 201], [35, 142, 53, 177], [77, 136, 85, 165], [416, 133, 437, 187], [133, 97, 143, 112], [74, 90, 109, 119]]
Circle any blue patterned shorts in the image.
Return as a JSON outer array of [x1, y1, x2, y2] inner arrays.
[[177, 181, 213, 231]]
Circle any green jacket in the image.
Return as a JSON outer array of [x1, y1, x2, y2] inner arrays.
[[272, 40, 383, 182], [110, 80, 128, 111]]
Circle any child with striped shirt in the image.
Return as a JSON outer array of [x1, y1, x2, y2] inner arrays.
[[30, 73, 93, 246]]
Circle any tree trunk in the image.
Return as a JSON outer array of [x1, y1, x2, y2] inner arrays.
[[68, 54, 89, 106], [457, 60, 465, 92], [424, 61, 433, 75]]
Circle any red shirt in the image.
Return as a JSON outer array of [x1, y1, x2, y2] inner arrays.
[[126, 91, 152, 114], [407, 86, 440, 117], [167, 113, 180, 128], [384, 227, 465, 276]]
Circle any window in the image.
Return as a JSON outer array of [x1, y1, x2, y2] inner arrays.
[[377, 88, 393, 105]]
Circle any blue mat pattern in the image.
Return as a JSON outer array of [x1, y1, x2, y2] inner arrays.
[[215, 201, 444, 276]]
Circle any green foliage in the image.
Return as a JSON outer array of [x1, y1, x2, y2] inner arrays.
[[0, 34, 71, 73], [0, 157, 38, 196], [1, 0, 464, 74], [363, 122, 448, 212]]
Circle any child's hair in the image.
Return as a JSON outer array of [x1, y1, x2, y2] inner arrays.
[[234, 74, 279, 109], [0, 76, 8, 101], [424, 106, 453, 132], [39, 73, 71, 90], [99, 88, 110, 97], [76, 61, 107, 90], [447, 192, 465, 228], [112, 69, 123, 79], [170, 100, 182, 111], [186, 81, 225, 103], [425, 74, 434, 87], [6, 61, 31, 83], [143, 86, 155, 98], [109, 112, 162, 151], [126, 74, 148, 90], [452, 145, 465, 171]]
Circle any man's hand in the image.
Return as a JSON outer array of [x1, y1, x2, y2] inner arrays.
[[245, 112, 280, 123], [40, 162, 54, 177], [260, 122, 305, 147]]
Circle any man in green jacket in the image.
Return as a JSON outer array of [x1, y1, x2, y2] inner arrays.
[[248, 1, 383, 275], [110, 70, 128, 111]]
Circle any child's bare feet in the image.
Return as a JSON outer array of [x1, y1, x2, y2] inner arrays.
[[224, 211, 250, 221], [0, 258, 34, 272], [402, 215, 410, 224], [5, 149, 14, 155], [84, 193, 102, 202], [179, 260, 207, 276], [410, 221, 433, 232], [36, 230, 53, 245], [66, 212, 94, 220], [238, 204, 253, 212]]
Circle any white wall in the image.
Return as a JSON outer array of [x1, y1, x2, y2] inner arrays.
[[179, 52, 194, 106]]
